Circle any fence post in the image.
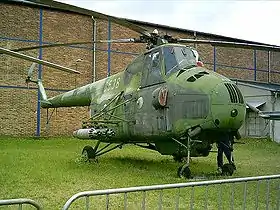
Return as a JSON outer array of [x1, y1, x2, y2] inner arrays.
[[268, 51, 271, 83], [36, 8, 43, 137], [213, 46, 216, 72], [107, 19, 111, 77], [253, 50, 257, 81]]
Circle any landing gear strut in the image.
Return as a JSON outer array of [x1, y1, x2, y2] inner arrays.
[[81, 140, 124, 162], [177, 165, 191, 179], [173, 136, 192, 179]]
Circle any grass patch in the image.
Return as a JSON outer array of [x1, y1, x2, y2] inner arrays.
[[0, 137, 279, 209]]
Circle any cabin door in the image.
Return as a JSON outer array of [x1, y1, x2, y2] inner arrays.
[[141, 50, 164, 87], [133, 49, 167, 136]]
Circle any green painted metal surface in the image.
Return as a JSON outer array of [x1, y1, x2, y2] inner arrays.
[[40, 44, 246, 157]]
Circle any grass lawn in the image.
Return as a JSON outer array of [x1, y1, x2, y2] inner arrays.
[[0, 137, 279, 209]]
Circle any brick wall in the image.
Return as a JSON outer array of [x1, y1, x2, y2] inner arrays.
[[0, 4, 92, 136], [1, 3, 280, 136]]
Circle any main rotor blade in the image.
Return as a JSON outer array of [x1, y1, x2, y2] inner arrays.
[[11, 39, 136, 52], [115, 18, 152, 38], [0, 47, 80, 74], [27, 62, 37, 78], [177, 39, 280, 52], [246, 102, 280, 120], [246, 103, 262, 114], [26, 0, 151, 38]]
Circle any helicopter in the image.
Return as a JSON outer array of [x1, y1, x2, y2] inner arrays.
[[1, 21, 280, 178]]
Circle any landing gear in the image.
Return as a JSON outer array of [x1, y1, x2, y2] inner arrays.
[[81, 140, 125, 162], [221, 163, 235, 176], [82, 145, 95, 161], [177, 165, 191, 179], [174, 136, 193, 179]]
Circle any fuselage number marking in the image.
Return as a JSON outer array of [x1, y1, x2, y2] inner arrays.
[[104, 77, 121, 92]]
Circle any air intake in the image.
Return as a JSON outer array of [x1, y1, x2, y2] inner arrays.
[[224, 83, 244, 104]]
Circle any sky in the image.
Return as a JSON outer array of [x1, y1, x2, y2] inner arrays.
[[57, 0, 280, 46]]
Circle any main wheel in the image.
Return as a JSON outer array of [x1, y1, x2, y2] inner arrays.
[[221, 163, 234, 176], [177, 165, 191, 179], [82, 145, 95, 162]]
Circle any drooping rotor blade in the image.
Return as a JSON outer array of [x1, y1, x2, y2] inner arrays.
[[26, 0, 151, 38], [246, 103, 262, 114], [27, 62, 37, 78], [177, 39, 280, 52], [259, 111, 280, 120], [0, 47, 80, 74], [247, 102, 280, 120], [10, 39, 138, 52], [114, 18, 151, 38]]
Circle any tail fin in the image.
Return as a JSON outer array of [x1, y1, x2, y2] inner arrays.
[[37, 79, 47, 101], [37, 79, 51, 106], [26, 62, 51, 106]]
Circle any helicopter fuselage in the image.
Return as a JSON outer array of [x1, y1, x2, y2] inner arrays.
[[42, 44, 246, 157]]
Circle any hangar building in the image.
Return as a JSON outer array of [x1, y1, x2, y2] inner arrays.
[[1, 0, 280, 142]]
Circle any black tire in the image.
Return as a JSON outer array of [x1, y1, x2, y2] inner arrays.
[[222, 163, 234, 176], [177, 166, 191, 179], [82, 145, 95, 161]]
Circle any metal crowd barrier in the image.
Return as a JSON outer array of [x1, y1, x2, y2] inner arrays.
[[0, 198, 42, 209], [62, 174, 280, 210]]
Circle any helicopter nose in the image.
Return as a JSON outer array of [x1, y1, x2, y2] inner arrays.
[[210, 82, 246, 130]]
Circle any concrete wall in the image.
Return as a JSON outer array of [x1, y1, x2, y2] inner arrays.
[[1, 3, 280, 137]]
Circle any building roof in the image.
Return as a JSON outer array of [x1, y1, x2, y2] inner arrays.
[[234, 79, 280, 92], [5, 0, 279, 46]]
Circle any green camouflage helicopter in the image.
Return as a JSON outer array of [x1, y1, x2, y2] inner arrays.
[[1, 24, 280, 178]]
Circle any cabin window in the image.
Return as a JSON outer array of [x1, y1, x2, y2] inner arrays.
[[126, 55, 144, 74], [141, 50, 164, 87], [124, 55, 144, 85], [163, 46, 178, 75], [163, 46, 197, 76]]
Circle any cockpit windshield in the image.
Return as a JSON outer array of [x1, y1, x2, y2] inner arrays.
[[163, 46, 198, 75]]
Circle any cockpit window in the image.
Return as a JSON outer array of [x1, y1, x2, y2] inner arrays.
[[151, 51, 160, 68], [163, 46, 178, 75], [163, 46, 197, 75]]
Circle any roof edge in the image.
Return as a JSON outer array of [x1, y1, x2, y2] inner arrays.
[[232, 78, 280, 92], [4, 0, 280, 46]]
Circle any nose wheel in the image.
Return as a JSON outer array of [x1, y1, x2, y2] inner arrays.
[[177, 165, 191, 179], [173, 136, 194, 179], [221, 163, 235, 176]]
